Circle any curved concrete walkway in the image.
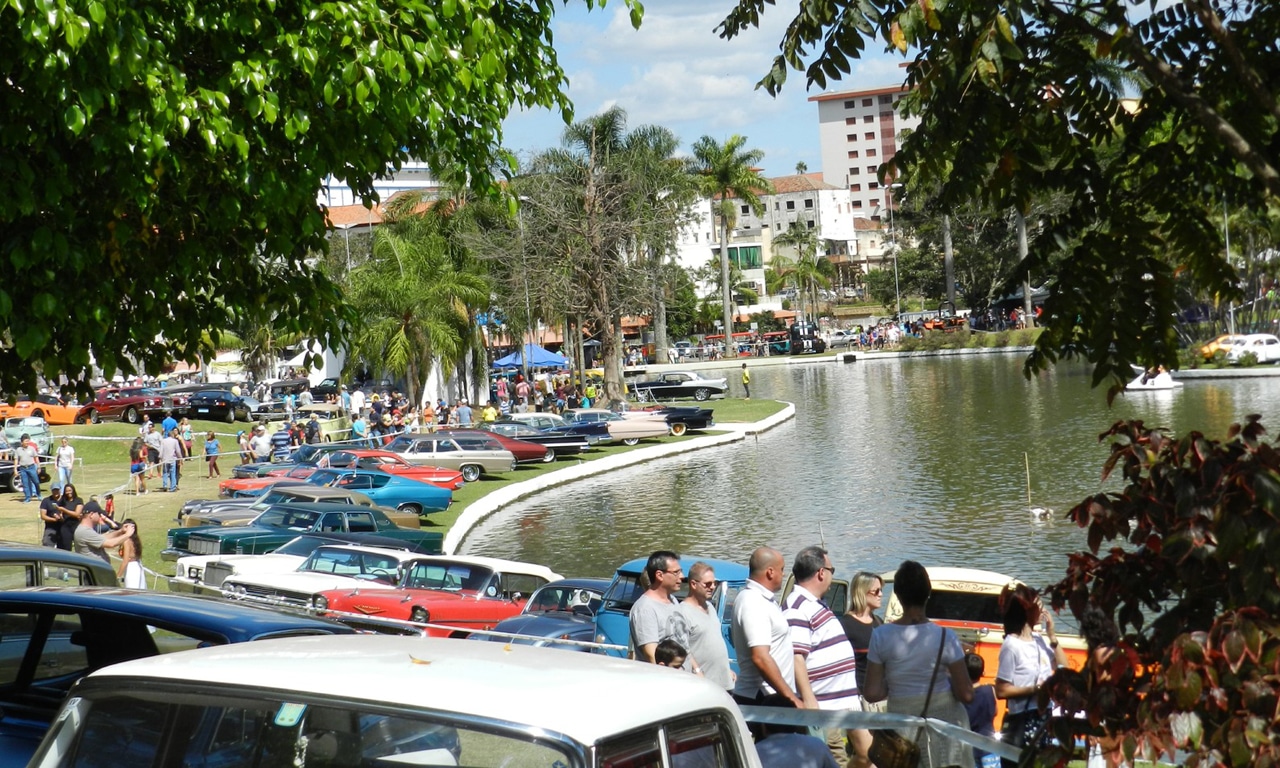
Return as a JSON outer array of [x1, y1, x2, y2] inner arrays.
[[443, 403, 796, 554]]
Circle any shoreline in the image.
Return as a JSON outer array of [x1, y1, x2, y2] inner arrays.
[[444, 403, 796, 554]]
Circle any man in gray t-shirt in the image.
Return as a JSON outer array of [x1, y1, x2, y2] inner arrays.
[[629, 550, 687, 663], [678, 562, 734, 689]]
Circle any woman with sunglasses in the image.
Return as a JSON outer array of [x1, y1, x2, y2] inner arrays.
[[840, 571, 886, 704]]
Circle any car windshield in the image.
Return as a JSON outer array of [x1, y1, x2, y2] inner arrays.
[[274, 536, 334, 557], [307, 470, 345, 486], [527, 585, 604, 615], [302, 548, 403, 577], [402, 562, 497, 593], [36, 687, 573, 768], [386, 436, 412, 452]]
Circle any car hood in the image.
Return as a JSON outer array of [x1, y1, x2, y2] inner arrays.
[[326, 587, 479, 610], [177, 553, 306, 578], [226, 571, 396, 593], [490, 611, 594, 639]]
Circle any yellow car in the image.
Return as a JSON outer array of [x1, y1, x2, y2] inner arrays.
[[1199, 334, 1243, 360]]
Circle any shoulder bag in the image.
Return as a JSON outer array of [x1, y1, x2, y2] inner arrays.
[[867, 624, 949, 768]]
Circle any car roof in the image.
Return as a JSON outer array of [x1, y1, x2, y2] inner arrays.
[[879, 565, 1018, 593], [84, 635, 741, 744], [406, 555, 561, 581], [0, 587, 353, 639], [613, 555, 749, 580], [538, 577, 612, 591]]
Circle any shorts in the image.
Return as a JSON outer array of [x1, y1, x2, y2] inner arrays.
[[147, 448, 159, 463], [130, 463, 144, 474]]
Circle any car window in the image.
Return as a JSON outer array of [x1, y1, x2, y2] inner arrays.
[[318, 513, 344, 533], [346, 512, 377, 533], [0, 563, 37, 590], [434, 440, 456, 453], [339, 475, 372, 490], [602, 573, 644, 613], [455, 435, 498, 450], [598, 713, 746, 768], [500, 574, 547, 599], [404, 563, 492, 592], [0, 562, 100, 588]]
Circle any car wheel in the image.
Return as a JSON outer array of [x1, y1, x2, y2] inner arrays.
[[87, 409, 101, 424], [541, 447, 556, 463], [693, 388, 710, 401], [670, 423, 687, 437], [397, 502, 423, 517], [622, 437, 640, 446], [460, 464, 481, 483], [224, 409, 235, 423], [31, 409, 43, 419], [410, 606, 429, 623], [8, 473, 20, 494], [123, 406, 140, 424]]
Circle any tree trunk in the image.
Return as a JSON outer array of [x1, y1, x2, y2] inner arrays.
[[718, 213, 737, 358], [1017, 211, 1034, 327], [652, 247, 668, 364], [603, 313, 625, 406], [943, 214, 956, 313]]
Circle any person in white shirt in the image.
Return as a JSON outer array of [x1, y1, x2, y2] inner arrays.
[[731, 547, 802, 708], [349, 388, 366, 419], [55, 437, 75, 486]]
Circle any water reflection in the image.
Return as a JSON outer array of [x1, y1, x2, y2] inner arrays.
[[462, 356, 1277, 596]]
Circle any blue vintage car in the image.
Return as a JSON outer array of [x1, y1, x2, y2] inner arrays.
[[476, 577, 610, 652], [593, 556, 749, 664], [325, 468, 453, 516], [0, 586, 352, 768]]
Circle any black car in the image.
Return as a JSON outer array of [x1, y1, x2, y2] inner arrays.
[[309, 376, 342, 400], [480, 421, 590, 457], [0, 437, 50, 494], [186, 389, 255, 422]]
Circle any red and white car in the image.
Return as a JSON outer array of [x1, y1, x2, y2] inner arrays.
[[316, 449, 465, 491]]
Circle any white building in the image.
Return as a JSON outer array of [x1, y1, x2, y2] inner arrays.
[[810, 84, 920, 218]]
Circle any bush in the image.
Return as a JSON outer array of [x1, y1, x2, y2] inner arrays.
[[1237, 351, 1259, 367]]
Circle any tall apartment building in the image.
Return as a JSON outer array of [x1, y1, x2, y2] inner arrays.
[[810, 85, 919, 218]]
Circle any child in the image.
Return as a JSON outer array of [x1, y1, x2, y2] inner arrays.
[[654, 638, 687, 670], [963, 652, 999, 768]]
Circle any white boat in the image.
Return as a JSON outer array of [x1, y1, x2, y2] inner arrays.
[[1126, 370, 1182, 391]]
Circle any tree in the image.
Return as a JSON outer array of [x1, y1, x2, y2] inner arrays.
[[773, 221, 832, 320], [2, 0, 639, 397], [690, 135, 774, 353], [1040, 418, 1280, 767], [717, 0, 1277, 391]]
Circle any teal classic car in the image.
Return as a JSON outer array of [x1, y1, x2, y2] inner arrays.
[[162, 502, 441, 562]]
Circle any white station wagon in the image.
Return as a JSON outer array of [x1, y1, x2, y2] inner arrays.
[[29, 635, 762, 768]]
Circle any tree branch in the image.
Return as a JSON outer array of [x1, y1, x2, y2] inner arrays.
[[1184, 0, 1280, 124]]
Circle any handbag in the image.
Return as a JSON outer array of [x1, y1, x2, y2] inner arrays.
[[867, 625, 949, 768]]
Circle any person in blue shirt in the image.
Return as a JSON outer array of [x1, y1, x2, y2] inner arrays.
[[269, 423, 292, 462], [963, 652, 998, 768], [454, 400, 473, 426], [161, 412, 178, 436], [351, 414, 369, 447]]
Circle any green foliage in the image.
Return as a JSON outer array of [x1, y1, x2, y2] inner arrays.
[[864, 268, 898, 312], [717, 0, 1277, 393], [1045, 418, 1280, 767], [1, 0, 639, 397], [1236, 351, 1259, 368]]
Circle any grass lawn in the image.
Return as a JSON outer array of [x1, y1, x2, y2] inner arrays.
[[1, 398, 786, 584]]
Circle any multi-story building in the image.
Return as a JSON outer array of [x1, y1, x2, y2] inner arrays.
[[810, 84, 919, 218]]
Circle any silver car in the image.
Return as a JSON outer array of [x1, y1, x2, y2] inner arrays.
[[386, 433, 516, 482]]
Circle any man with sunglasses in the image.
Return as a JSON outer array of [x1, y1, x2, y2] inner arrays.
[[629, 550, 690, 665], [679, 561, 734, 690]]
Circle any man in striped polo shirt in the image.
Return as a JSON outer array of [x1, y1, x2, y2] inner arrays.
[[783, 546, 872, 768]]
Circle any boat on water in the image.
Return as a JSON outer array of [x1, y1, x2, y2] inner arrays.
[[880, 566, 1088, 726], [1125, 368, 1182, 391]]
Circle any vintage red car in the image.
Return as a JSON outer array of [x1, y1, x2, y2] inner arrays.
[[218, 465, 319, 497], [435, 428, 552, 464], [76, 387, 173, 424], [316, 555, 561, 637], [316, 449, 465, 490]]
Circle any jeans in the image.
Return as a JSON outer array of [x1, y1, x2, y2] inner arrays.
[[20, 465, 40, 501], [162, 462, 178, 491], [58, 467, 73, 487]]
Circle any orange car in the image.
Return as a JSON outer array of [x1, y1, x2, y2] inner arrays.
[[0, 394, 81, 425], [1199, 334, 1243, 360]]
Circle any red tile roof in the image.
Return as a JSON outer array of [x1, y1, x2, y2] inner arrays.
[[325, 204, 385, 228], [767, 173, 841, 194]]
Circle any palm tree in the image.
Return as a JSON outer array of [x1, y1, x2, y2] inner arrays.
[[690, 135, 773, 357], [345, 211, 490, 409], [773, 221, 832, 319]]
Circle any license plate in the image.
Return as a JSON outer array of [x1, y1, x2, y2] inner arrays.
[[197, 408, 209, 413]]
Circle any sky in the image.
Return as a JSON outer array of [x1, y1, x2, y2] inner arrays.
[[500, 0, 908, 179]]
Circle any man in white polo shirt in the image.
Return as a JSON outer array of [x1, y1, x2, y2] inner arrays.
[[783, 545, 871, 768], [731, 547, 802, 709]]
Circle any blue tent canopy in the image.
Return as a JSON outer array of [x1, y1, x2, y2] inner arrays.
[[493, 343, 568, 369]]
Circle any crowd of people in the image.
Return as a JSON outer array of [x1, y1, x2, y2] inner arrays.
[[37, 481, 141, 585], [624, 549, 1099, 768]]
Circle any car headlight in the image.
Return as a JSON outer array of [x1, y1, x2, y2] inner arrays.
[[187, 567, 202, 580], [313, 595, 329, 611], [166, 535, 174, 548]]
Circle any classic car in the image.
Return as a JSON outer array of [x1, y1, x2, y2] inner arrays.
[[309, 376, 343, 400], [297, 402, 351, 440], [627, 405, 716, 436], [0, 438, 51, 494], [230, 442, 347, 478], [0, 394, 81, 426], [594, 555, 749, 663], [316, 449, 465, 490], [180, 484, 400, 528], [436, 427, 553, 464], [185, 389, 257, 422], [476, 577, 609, 651], [319, 468, 453, 517], [217, 464, 319, 496], [561, 408, 671, 445], [1226, 332, 1280, 363], [386, 432, 517, 483], [28, 636, 760, 768], [222, 544, 425, 606], [627, 371, 729, 402], [162, 502, 440, 561], [75, 386, 173, 424], [480, 420, 590, 457], [154, 382, 208, 417], [3, 416, 53, 456], [0, 540, 118, 588], [827, 329, 858, 348], [0, 587, 352, 768], [317, 555, 562, 636], [170, 532, 441, 592], [506, 411, 612, 445]]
